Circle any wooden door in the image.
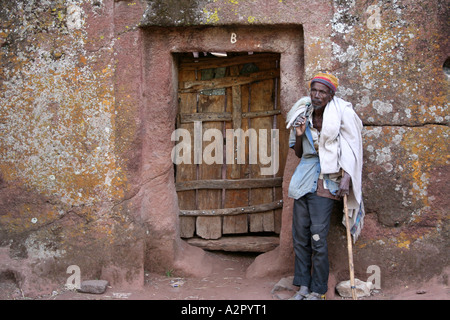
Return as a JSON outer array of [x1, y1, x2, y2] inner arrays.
[[175, 52, 288, 252]]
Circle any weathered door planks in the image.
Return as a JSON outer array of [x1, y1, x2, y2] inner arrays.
[[175, 53, 287, 251]]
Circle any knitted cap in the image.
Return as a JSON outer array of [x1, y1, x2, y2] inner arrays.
[[310, 72, 339, 93]]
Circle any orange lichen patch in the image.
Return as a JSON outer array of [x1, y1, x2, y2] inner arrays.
[[364, 125, 448, 203], [359, 211, 444, 250], [0, 17, 125, 211], [396, 239, 411, 249], [399, 125, 449, 207], [1, 205, 61, 235], [79, 55, 87, 65]]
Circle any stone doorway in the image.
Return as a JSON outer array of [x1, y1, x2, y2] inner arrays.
[[140, 26, 304, 275], [174, 52, 289, 252]]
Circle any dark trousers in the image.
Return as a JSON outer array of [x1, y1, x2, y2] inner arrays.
[[292, 192, 336, 294]]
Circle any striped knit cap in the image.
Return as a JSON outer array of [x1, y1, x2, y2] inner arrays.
[[310, 72, 339, 93]]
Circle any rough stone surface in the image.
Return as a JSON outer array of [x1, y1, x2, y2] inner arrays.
[[271, 276, 297, 294], [336, 279, 374, 298], [78, 280, 109, 294], [0, 0, 448, 297], [270, 276, 297, 300]]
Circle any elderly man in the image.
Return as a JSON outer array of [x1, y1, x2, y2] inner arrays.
[[286, 72, 364, 300]]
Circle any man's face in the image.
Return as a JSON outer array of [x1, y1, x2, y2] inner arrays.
[[310, 82, 334, 109]]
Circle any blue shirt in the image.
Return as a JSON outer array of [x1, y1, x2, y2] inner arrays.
[[288, 122, 340, 200]]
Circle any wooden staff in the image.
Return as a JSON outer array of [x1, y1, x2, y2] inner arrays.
[[343, 193, 357, 300]]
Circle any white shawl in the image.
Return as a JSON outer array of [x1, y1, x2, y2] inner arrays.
[[320, 97, 364, 241], [320, 97, 363, 206]]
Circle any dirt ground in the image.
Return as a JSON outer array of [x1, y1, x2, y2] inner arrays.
[[1, 251, 448, 301]]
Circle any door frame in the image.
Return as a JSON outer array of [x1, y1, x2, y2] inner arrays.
[[140, 25, 305, 272]]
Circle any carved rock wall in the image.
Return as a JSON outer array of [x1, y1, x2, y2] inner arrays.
[[0, 0, 448, 296]]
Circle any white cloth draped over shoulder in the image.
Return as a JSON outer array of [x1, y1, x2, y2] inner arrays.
[[285, 96, 312, 130]]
